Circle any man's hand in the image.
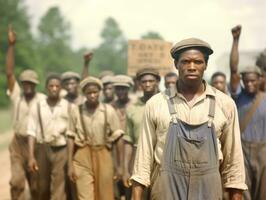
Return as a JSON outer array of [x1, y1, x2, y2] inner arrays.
[[68, 163, 77, 182], [122, 171, 131, 188], [8, 25, 16, 45], [231, 25, 242, 40], [114, 166, 123, 180], [28, 157, 38, 172], [84, 52, 93, 64]]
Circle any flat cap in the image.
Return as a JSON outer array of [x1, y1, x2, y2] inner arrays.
[[113, 75, 133, 88], [171, 38, 213, 59], [19, 69, 39, 84], [136, 68, 161, 81], [98, 70, 115, 79], [61, 71, 80, 82], [240, 65, 262, 76], [80, 76, 103, 91], [101, 75, 114, 85]]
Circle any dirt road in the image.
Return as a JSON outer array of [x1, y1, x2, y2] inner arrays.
[[0, 131, 12, 200]]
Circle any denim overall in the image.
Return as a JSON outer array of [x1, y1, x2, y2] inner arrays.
[[160, 93, 222, 200]]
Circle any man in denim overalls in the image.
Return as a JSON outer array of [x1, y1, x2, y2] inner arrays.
[[131, 38, 247, 200]]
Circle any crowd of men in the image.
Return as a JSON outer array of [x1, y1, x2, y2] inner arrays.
[[5, 24, 266, 200]]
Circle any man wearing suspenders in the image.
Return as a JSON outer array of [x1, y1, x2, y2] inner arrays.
[[27, 74, 69, 200], [6, 26, 45, 200], [67, 76, 124, 200], [131, 38, 247, 200]]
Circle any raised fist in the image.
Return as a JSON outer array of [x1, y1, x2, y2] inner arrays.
[[84, 52, 93, 63], [8, 25, 16, 45], [231, 25, 242, 40]]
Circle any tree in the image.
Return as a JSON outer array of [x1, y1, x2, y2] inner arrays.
[[37, 7, 75, 74], [141, 31, 164, 40], [0, 0, 37, 107], [90, 17, 127, 75]]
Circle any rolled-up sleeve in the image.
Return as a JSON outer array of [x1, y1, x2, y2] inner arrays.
[[107, 106, 124, 142], [220, 101, 247, 190], [131, 102, 156, 187]]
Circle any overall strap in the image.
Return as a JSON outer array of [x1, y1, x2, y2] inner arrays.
[[165, 89, 177, 116], [37, 102, 45, 141], [207, 95, 216, 127], [78, 104, 89, 141]]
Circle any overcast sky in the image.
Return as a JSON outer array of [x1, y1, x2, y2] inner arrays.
[[24, 0, 266, 76]]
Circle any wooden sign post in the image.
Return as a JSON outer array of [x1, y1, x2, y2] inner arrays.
[[127, 39, 175, 76]]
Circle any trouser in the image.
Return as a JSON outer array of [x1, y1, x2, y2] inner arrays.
[[242, 140, 266, 200], [73, 145, 114, 200], [35, 143, 67, 200], [9, 134, 38, 200]]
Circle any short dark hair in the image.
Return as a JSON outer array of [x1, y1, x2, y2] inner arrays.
[[211, 71, 226, 81], [46, 73, 61, 86], [175, 47, 209, 64]]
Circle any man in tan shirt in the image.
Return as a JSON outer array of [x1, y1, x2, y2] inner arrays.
[[6, 26, 45, 200], [67, 76, 124, 200], [28, 74, 69, 200], [131, 38, 247, 200]]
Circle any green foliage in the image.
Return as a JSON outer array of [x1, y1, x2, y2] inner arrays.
[[90, 17, 127, 75], [256, 49, 266, 72], [141, 31, 164, 40], [0, 0, 37, 107]]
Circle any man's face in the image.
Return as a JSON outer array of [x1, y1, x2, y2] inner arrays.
[[175, 49, 206, 85], [211, 75, 226, 93], [46, 78, 61, 99], [140, 74, 158, 95], [165, 76, 178, 89], [63, 78, 79, 96], [115, 86, 129, 101], [83, 84, 100, 105], [21, 81, 36, 97], [259, 74, 266, 92], [103, 83, 114, 101], [242, 73, 260, 94]]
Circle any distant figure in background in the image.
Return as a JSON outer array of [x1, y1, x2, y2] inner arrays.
[[101, 75, 115, 104], [61, 71, 84, 105], [230, 24, 266, 200], [67, 76, 124, 200], [112, 75, 133, 200], [6, 25, 45, 200], [123, 68, 160, 199], [211, 71, 227, 93], [164, 71, 178, 89], [28, 74, 69, 200]]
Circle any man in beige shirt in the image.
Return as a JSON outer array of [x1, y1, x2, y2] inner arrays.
[[28, 74, 69, 200], [67, 76, 124, 200], [131, 38, 247, 200], [6, 26, 45, 200]]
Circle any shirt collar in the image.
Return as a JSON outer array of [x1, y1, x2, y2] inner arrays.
[[165, 80, 216, 99]]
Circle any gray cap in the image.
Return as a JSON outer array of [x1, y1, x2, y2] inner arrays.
[[101, 75, 114, 85], [113, 75, 133, 88], [61, 71, 81, 82], [19, 69, 39, 84], [98, 70, 115, 79], [240, 65, 262, 76], [80, 76, 103, 91], [136, 68, 161, 81], [171, 38, 213, 59]]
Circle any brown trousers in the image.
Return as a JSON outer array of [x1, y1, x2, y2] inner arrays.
[[242, 141, 266, 200], [73, 145, 114, 200], [35, 144, 67, 200], [9, 134, 38, 200]]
